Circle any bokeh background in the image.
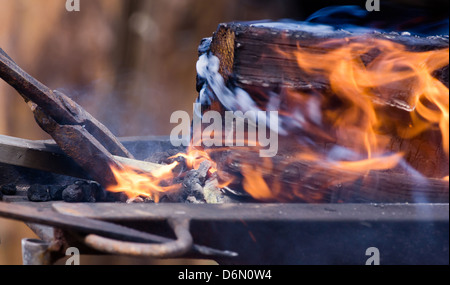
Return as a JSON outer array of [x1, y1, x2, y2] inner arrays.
[[0, 0, 448, 265]]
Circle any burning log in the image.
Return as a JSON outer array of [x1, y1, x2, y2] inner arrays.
[[202, 22, 449, 111], [196, 22, 449, 202], [212, 148, 449, 203]]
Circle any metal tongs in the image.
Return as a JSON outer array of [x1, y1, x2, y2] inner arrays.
[[0, 47, 131, 186], [0, 48, 237, 260]]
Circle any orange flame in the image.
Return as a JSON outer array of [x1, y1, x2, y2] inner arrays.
[[235, 37, 449, 201], [107, 36, 448, 203], [107, 144, 220, 202], [108, 162, 180, 202], [290, 37, 449, 158]]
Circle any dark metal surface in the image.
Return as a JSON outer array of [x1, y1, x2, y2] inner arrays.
[[52, 202, 450, 223], [1, 193, 448, 264], [52, 202, 449, 265], [32, 112, 121, 186], [0, 202, 236, 259], [0, 202, 176, 243]]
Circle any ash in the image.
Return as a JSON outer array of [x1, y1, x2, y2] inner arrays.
[[143, 150, 242, 204]]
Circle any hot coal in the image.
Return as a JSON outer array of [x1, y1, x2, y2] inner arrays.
[[25, 180, 107, 203], [27, 184, 52, 202], [62, 180, 104, 203], [62, 185, 84, 202], [49, 185, 65, 200], [1, 183, 17, 195]]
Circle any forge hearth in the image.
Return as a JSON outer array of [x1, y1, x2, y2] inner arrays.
[[0, 20, 449, 265], [1, 136, 448, 265]]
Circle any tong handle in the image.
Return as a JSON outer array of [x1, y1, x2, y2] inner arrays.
[[84, 218, 194, 258]]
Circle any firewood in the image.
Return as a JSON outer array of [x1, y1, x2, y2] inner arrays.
[[198, 22, 449, 180], [204, 22, 449, 111], [212, 148, 449, 203]]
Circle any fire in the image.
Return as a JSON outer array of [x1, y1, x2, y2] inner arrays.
[[108, 162, 180, 202], [234, 36, 449, 202], [288, 37, 449, 159], [108, 35, 448, 203], [170, 145, 217, 174], [107, 144, 219, 202]]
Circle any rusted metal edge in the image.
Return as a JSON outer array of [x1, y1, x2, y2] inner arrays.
[[0, 202, 238, 258], [0, 134, 89, 179], [51, 202, 450, 223], [0, 134, 162, 180]]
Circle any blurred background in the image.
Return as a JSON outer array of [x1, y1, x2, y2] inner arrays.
[[0, 0, 448, 265]]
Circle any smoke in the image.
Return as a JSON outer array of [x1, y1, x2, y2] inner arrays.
[[306, 5, 449, 36]]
